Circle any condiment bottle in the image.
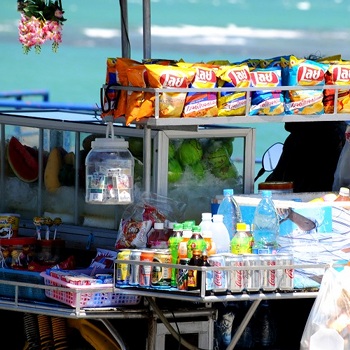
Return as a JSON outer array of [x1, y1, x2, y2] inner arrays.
[[202, 230, 216, 256], [168, 223, 183, 287], [187, 249, 203, 291], [187, 225, 206, 259], [178, 222, 192, 259]]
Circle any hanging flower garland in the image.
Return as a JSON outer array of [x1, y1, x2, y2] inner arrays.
[[18, 0, 66, 54]]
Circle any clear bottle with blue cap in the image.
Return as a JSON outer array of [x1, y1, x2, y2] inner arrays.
[[252, 190, 279, 254]]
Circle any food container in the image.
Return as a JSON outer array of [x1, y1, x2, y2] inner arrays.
[[0, 237, 36, 268], [36, 239, 65, 264], [0, 213, 20, 238], [258, 181, 293, 194], [85, 137, 134, 205]]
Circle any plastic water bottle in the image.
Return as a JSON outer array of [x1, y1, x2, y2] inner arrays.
[[217, 188, 242, 240], [211, 214, 231, 253], [252, 190, 279, 254]]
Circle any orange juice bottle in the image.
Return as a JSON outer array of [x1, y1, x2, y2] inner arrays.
[[178, 222, 192, 259]]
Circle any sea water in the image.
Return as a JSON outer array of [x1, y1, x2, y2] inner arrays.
[[1, 0, 350, 178]]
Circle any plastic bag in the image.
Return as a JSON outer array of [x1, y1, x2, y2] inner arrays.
[[333, 126, 350, 191], [115, 192, 187, 249], [300, 266, 350, 350]]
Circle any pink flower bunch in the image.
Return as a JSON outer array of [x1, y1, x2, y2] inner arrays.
[[18, 13, 63, 54]]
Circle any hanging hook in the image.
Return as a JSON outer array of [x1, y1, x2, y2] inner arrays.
[[105, 121, 115, 139]]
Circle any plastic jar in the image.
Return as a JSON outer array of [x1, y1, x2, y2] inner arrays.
[[85, 137, 134, 205]]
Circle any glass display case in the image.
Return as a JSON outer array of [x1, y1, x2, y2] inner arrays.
[[0, 109, 255, 234]]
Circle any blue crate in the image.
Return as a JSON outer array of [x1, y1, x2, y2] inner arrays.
[[0, 268, 47, 301]]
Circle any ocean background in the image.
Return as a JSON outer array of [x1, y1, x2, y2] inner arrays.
[[1, 0, 350, 170]]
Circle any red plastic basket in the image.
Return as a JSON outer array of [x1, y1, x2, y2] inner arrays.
[[40, 272, 140, 308]]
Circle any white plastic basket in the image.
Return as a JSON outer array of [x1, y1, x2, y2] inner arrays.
[[40, 272, 140, 308]]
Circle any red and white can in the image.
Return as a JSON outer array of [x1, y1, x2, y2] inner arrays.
[[208, 254, 227, 293], [260, 254, 276, 292], [276, 253, 294, 291], [224, 254, 244, 293], [243, 254, 261, 292]]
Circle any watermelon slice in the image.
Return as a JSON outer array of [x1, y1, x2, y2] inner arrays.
[[7, 137, 39, 182]]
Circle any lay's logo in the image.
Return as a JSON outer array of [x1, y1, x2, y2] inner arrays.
[[228, 67, 250, 86], [195, 68, 216, 83], [250, 71, 279, 87], [332, 66, 350, 83], [297, 65, 325, 85], [160, 73, 188, 88]]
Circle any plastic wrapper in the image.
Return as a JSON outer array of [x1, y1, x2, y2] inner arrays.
[[300, 266, 350, 350], [115, 192, 186, 249]]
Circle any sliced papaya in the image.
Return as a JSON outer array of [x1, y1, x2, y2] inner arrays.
[[7, 137, 39, 182]]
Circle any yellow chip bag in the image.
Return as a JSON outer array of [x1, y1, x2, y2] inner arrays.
[[145, 64, 196, 118], [181, 63, 219, 118], [216, 63, 251, 116]]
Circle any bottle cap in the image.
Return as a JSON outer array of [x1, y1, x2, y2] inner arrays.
[[173, 223, 183, 231], [223, 188, 234, 196], [339, 187, 350, 196], [192, 225, 202, 233], [236, 222, 247, 231], [154, 222, 164, 230], [201, 212, 212, 220], [91, 137, 129, 149]]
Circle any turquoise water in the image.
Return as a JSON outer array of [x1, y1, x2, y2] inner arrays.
[[1, 0, 350, 157]]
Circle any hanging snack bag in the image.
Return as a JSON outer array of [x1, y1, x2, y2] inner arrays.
[[145, 64, 196, 118], [249, 66, 285, 116], [216, 63, 251, 116], [324, 61, 350, 114], [181, 63, 219, 118], [285, 55, 329, 115], [125, 64, 155, 125]]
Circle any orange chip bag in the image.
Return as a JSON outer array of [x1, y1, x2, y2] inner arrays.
[[324, 61, 350, 114], [113, 58, 142, 120], [216, 63, 251, 116], [124, 65, 154, 125], [145, 64, 196, 118]]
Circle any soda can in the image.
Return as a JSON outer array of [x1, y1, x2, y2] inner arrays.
[[129, 249, 142, 286], [116, 249, 131, 285], [224, 253, 244, 293], [208, 254, 227, 294], [276, 253, 294, 291], [243, 254, 261, 292], [177, 258, 190, 290], [260, 254, 276, 292], [151, 249, 172, 289], [139, 250, 155, 287]]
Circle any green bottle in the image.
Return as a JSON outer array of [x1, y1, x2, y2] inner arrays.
[[168, 223, 183, 287], [231, 222, 253, 254]]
